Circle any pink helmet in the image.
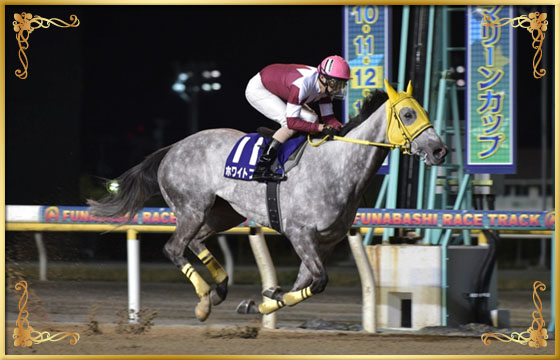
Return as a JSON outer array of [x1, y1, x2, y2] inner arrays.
[[318, 55, 351, 80]]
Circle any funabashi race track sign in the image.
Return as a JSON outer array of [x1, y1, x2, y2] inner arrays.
[[36, 206, 554, 232]]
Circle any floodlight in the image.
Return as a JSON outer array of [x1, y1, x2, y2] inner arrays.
[[172, 83, 186, 92]]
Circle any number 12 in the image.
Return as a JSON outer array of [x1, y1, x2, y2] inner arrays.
[[355, 68, 376, 86]]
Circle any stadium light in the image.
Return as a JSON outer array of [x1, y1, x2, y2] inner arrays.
[[172, 82, 186, 93], [178, 72, 189, 81], [172, 63, 222, 134]]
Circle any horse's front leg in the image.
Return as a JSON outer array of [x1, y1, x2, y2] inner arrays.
[[238, 228, 328, 315], [258, 236, 334, 314]]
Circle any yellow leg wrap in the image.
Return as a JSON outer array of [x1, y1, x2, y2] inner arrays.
[[182, 264, 211, 297], [282, 286, 313, 306], [258, 298, 285, 315], [197, 249, 228, 284]]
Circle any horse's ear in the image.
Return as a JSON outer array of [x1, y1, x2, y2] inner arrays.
[[406, 80, 413, 95], [384, 79, 399, 103]]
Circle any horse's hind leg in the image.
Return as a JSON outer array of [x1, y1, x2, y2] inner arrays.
[[188, 196, 245, 306], [163, 222, 216, 322], [164, 196, 244, 320], [188, 239, 228, 306]]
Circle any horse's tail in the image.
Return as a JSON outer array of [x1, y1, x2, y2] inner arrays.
[[87, 145, 173, 221]]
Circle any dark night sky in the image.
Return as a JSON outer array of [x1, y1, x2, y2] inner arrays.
[[5, 5, 554, 206]]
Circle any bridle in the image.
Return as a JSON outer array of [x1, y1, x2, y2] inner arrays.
[[308, 93, 432, 155]]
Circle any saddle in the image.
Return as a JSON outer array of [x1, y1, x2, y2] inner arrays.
[[223, 130, 307, 181], [223, 129, 309, 233]]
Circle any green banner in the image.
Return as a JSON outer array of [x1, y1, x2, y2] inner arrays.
[[466, 5, 515, 173]]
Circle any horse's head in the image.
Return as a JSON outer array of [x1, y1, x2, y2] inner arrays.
[[384, 79, 448, 165]]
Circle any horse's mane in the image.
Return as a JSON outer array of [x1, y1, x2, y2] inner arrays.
[[339, 90, 388, 136]]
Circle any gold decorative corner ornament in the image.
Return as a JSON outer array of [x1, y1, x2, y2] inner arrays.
[[482, 12, 548, 79], [481, 281, 548, 348], [13, 12, 80, 79], [13, 280, 80, 347]]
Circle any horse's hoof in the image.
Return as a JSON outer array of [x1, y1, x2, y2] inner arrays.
[[195, 294, 211, 322], [211, 278, 228, 306], [262, 286, 283, 301], [236, 299, 259, 315], [210, 289, 224, 306]]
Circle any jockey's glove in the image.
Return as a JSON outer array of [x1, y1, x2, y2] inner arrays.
[[321, 125, 339, 140]]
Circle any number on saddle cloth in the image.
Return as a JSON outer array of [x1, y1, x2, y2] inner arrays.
[[223, 134, 307, 181]]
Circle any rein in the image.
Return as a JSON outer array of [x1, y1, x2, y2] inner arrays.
[[307, 99, 415, 153], [307, 134, 401, 150]]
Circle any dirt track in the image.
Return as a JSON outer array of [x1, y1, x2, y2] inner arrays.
[[5, 280, 556, 356]]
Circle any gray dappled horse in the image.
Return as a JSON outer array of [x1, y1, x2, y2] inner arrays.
[[88, 80, 447, 321]]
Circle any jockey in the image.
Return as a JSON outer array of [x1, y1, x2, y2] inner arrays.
[[245, 55, 351, 182]]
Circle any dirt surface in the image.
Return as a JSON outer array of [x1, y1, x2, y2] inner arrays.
[[5, 280, 556, 357]]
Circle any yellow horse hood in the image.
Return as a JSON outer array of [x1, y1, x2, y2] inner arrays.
[[384, 79, 432, 152]]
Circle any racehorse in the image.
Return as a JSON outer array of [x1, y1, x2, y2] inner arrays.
[[88, 80, 447, 321]]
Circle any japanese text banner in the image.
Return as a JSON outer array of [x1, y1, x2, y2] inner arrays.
[[466, 6, 516, 173]]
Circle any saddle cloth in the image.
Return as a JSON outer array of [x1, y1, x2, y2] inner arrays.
[[224, 133, 306, 181]]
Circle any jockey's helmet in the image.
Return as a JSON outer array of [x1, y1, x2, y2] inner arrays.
[[318, 55, 351, 98]]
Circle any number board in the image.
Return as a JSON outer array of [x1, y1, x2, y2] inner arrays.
[[466, 6, 516, 173], [343, 5, 390, 173]]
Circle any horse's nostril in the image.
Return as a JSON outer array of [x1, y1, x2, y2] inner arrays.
[[434, 148, 447, 159]]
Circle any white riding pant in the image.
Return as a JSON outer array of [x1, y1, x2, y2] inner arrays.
[[245, 73, 318, 143]]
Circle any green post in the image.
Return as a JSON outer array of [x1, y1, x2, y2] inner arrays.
[[364, 176, 389, 246], [440, 174, 470, 326], [384, 5, 410, 242], [423, 77, 447, 244], [416, 5, 435, 235]]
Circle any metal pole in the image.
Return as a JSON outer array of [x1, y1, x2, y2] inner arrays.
[[348, 230, 376, 333], [416, 5, 436, 211], [424, 77, 447, 244], [34, 232, 48, 281], [450, 84, 471, 245], [217, 235, 234, 286], [384, 5, 410, 241], [365, 176, 390, 246], [127, 229, 140, 323], [189, 88, 199, 135], [248, 227, 277, 329], [440, 174, 470, 326]]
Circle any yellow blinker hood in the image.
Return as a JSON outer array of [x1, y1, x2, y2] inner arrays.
[[384, 79, 432, 153]]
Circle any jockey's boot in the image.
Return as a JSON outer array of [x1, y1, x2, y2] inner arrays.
[[252, 139, 286, 182]]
